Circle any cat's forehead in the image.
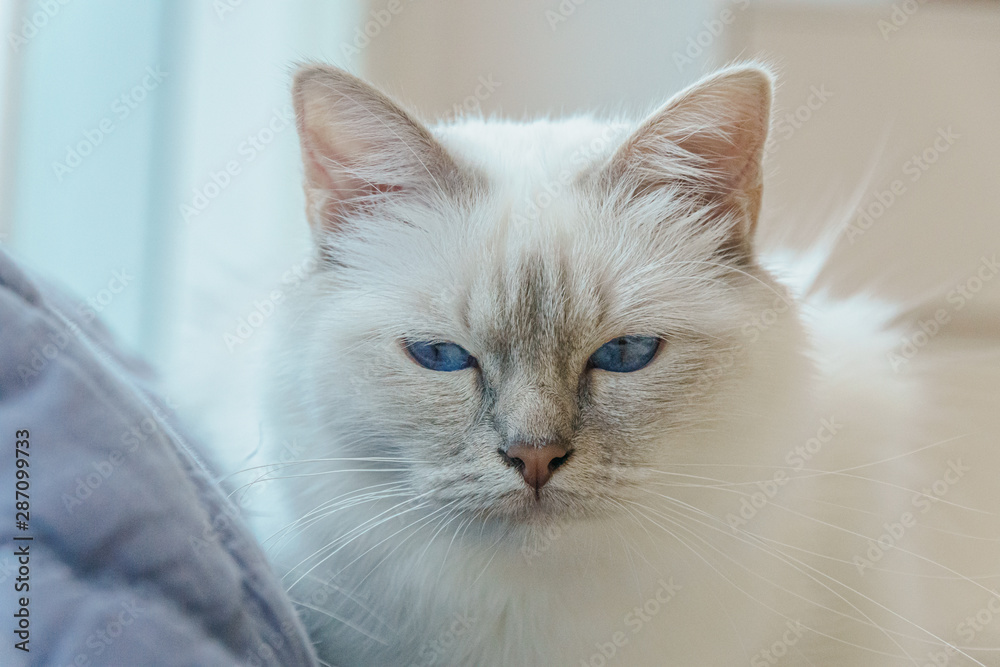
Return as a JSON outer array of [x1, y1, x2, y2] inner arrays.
[[423, 119, 623, 350], [461, 245, 602, 363], [379, 118, 733, 357], [433, 117, 628, 204]]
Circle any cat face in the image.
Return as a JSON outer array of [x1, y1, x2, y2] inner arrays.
[[286, 64, 787, 527]]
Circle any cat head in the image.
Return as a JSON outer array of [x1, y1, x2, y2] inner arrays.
[[280, 63, 805, 528]]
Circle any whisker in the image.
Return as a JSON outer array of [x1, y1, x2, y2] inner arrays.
[[290, 597, 390, 646], [633, 492, 987, 664], [625, 500, 936, 663]]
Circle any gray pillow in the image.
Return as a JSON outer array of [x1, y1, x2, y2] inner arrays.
[[0, 249, 318, 666]]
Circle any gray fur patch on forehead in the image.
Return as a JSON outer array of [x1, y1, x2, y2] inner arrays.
[[470, 245, 603, 372], [472, 249, 592, 444]]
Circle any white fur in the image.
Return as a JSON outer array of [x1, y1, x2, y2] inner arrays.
[[252, 66, 1000, 666]]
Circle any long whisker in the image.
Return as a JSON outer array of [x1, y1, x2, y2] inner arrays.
[[635, 491, 987, 664], [624, 501, 914, 661], [627, 500, 938, 664], [290, 597, 390, 647]]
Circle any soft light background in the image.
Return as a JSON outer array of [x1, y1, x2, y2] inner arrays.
[[1, 0, 998, 470]]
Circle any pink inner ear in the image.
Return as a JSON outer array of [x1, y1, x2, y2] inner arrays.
[[619, 69, 771, 200], [305, 130, 403, 198], [293, 66, 464, 235], [302, 133, 405, 233], [679, 123, 762, 193], [304, 130, 364, 200]]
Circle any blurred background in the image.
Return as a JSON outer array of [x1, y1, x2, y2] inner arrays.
[[1, 0, 998, 468]]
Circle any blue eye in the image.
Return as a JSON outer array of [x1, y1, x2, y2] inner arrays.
[[405, 340, 476, 372], [588, 336, 660, 373]]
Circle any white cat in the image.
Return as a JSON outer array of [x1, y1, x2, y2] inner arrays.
[[257, 63, 1000, 666]]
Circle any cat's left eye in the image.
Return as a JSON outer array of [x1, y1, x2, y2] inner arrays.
[[404, 340, 477, 372], [588, 335, 661, 373]]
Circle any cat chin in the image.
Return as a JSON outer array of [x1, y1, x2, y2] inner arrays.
[[495, 497, 601, 525], [434, 486, 642, 540]]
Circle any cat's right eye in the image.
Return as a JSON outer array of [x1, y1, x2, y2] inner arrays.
[[404, 340, 477, 372], [588, 335, 661, 373]]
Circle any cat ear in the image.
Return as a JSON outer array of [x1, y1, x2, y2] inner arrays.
[[603, 64, 773, 252], [292, 65, 460, 238]]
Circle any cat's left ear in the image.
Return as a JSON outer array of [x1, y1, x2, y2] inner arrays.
[[292, 64, 463, 242], [602, 64, 773, 253]]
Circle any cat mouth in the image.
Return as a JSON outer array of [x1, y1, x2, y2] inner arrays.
[[498, 486, 588, 523]]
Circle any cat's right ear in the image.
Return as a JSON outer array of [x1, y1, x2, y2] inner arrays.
[[292, 65, 460, 241], [599, 64, 773, 256]]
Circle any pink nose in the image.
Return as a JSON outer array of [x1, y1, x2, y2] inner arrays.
[[502, 443, 572, 492]]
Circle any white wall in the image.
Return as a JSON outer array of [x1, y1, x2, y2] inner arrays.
[[0, 0, 26, 244], [158, 0, 363, 468], [3, 0, 173, 350], [732, 2, 1000, 309], [1, 0, 364, 468], [363, 0, 723, 120]]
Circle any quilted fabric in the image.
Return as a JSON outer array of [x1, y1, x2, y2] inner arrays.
[[0, 249, 317, 666]]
